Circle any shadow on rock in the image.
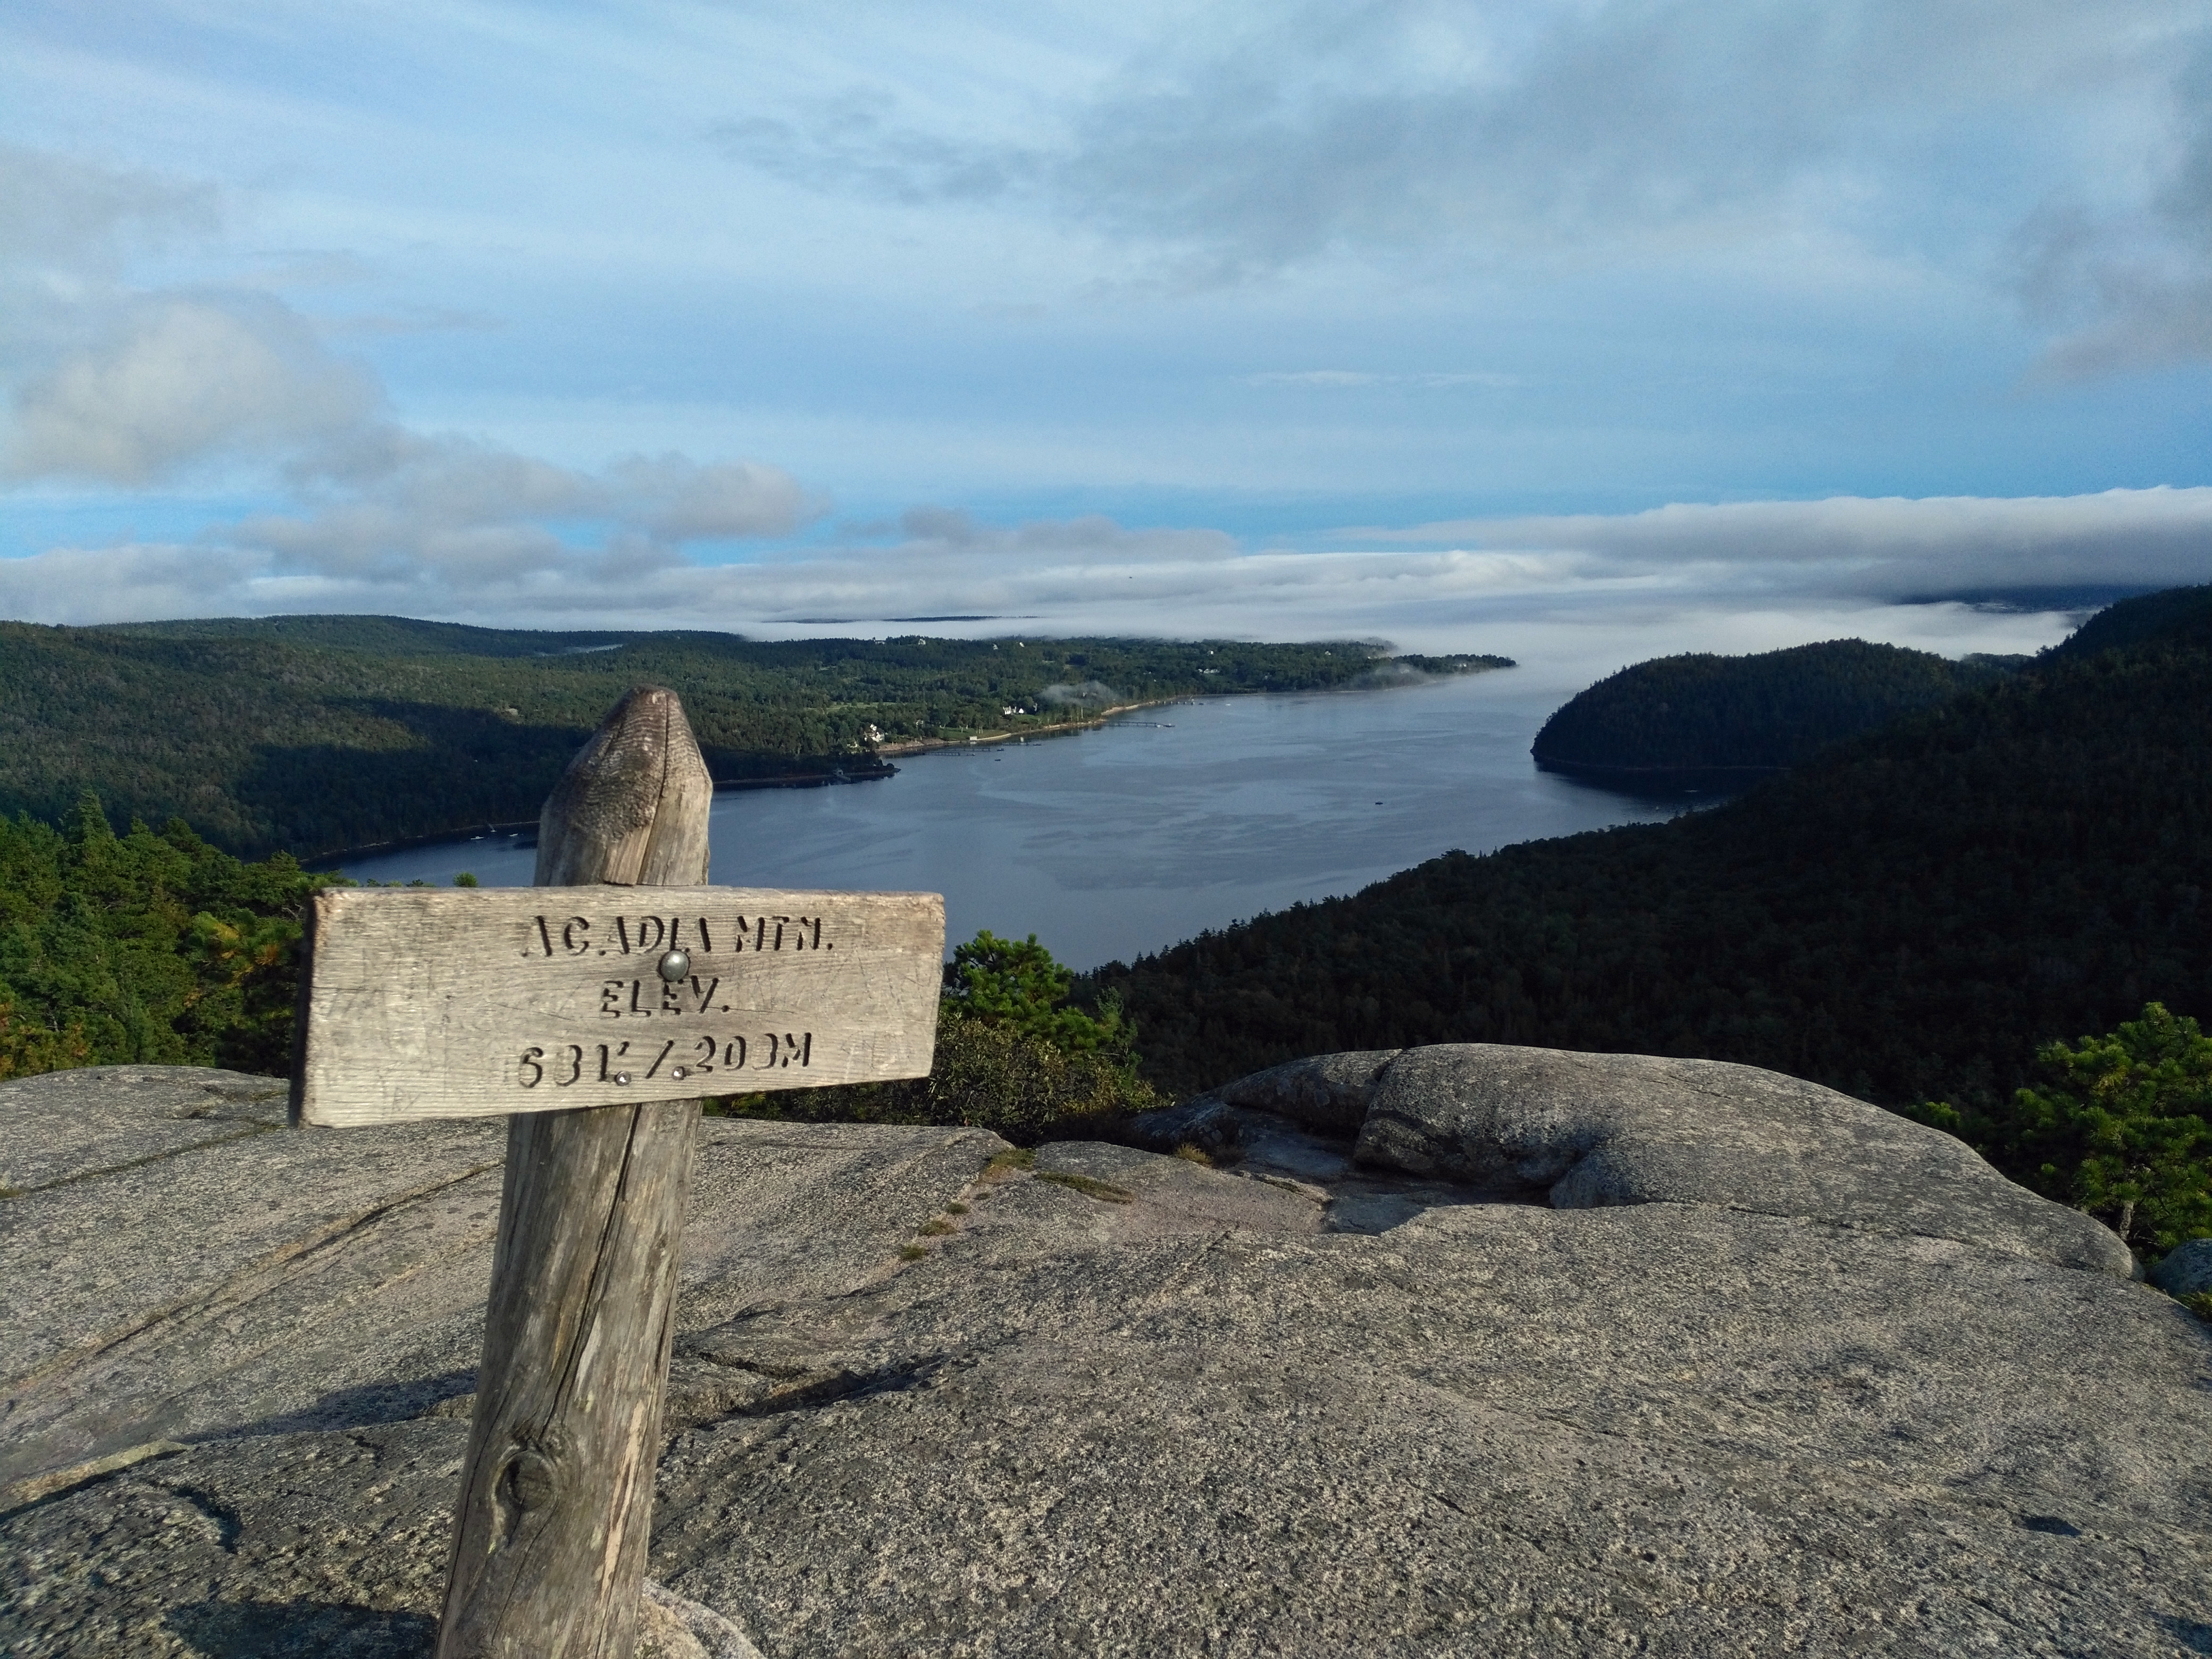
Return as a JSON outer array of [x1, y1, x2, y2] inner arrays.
[[2163, 1614, 2212, 1655], [224, 1371, 478, 1439], [166, 1598, 434, 1657]]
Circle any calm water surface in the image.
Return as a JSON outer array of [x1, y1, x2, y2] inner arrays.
[[336, 673, 1699, 969]]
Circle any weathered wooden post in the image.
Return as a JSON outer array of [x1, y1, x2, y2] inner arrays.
[[437, 685, 708, 1659], [289, 685, 943, 1657]]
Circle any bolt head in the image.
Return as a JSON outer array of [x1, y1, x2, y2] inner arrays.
[[657, 948, 691, 983], [613, 1071, 632, 1086]]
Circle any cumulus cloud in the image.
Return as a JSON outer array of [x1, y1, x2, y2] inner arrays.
[[608, 455, 815, 543], [3, 295, 382, 484], [0, 142, 216, 273], [0, 146, 383, 485], [231, 437, 815, 591], [0, 143, 813, 592]]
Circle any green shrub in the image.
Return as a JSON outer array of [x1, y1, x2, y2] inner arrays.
[[1912, 1002, 2212, 1254], [708, 1012, 1159, 1145], [709, 932, 1159, 1143], [942, 930, 1132, 1054]]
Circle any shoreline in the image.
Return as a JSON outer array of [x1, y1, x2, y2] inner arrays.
[[870, 696, 1187, 756], [306, 763, 901, 871], [312, 673, 1502, 870], [1532, 753, 1785, 781]]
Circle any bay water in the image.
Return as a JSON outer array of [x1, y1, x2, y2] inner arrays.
[[332, 671, 1701, 970]]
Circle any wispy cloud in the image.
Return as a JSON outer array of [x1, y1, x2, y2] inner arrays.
[[2012, 37, 2212, 378], [709, 0, 2212, 366], [713, 91, 1037, 206], [319, 306, 502, 339]]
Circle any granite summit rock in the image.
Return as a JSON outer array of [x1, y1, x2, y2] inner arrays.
[[3, 1057, 2206, 1657]]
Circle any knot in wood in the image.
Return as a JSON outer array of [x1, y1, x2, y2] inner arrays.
[[500, 1427, 572, 1514]]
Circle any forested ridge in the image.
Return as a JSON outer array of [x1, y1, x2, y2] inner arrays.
[[0, 616, 1507, 860], [1090, 586, 2212, 1130], [1530, 637, 2021, 774]]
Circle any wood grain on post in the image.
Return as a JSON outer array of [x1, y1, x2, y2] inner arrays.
[[437, 685, 713, 1659]]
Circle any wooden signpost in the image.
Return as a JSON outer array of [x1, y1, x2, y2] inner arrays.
[[288, 685, 943, 1658]]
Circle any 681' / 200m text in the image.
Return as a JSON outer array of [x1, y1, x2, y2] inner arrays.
[[517, 1032, 812, 1088]]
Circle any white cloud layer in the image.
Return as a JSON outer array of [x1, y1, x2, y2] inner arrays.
[[5, 489, 2202, 693], [1388, 488, 2212, 600]]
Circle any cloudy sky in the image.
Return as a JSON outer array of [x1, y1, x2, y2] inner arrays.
[[4, 0, 2209, 675]]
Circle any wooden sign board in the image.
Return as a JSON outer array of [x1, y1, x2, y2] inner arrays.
[[291, 885, 944, 1128]]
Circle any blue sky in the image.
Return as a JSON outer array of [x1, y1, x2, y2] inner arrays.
[[3, 1, 2209, 677]]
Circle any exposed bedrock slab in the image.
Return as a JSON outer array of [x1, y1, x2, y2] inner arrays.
[[651, 1196, 2212, 1659], [1, 1067, 1003, 1490], [1132, 1049, 1402, 1157], [0, 1065, 289, 1196], [1198, 1049, 1402, 1135], [7, 1158, 2207, 1658], [4, 1062, 2205, 1657], [0, 1087, 507, 1488], [0, 1422, 757, 1658], [1353, 1044, 2134, 1275]]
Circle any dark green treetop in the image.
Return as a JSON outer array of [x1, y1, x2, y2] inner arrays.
[[943, 930, 1129, 1056], [1917, 1003, 2212, 1256]]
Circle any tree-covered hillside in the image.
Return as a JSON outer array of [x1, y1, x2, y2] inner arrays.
[[1090, 601, 2212, 1127], [0, 617, 1508, 860], [0, 798, 320, 1084], [2045, 582, 2212, 661], [1529, 638, 2020, 775]]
